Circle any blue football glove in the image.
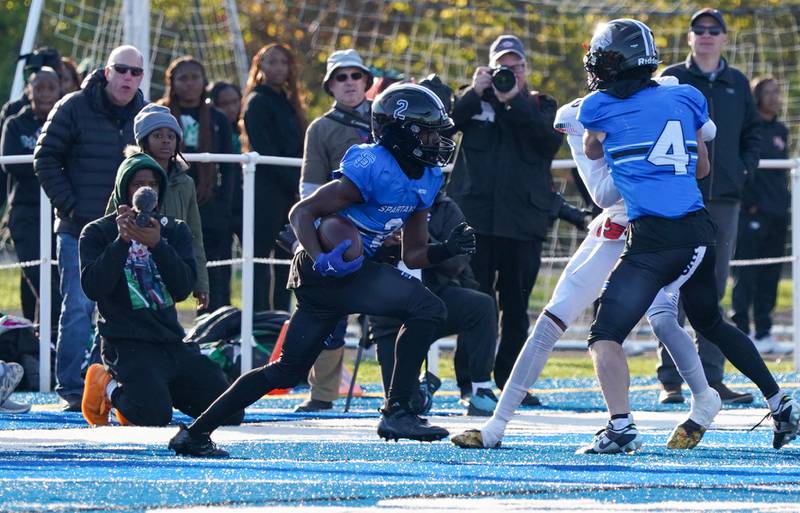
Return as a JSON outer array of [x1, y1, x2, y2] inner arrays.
[[313, 239, 364, 277]]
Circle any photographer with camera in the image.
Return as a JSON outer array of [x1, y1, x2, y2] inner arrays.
[[447, 35, 563, 398], [79, 152, 243, 427]]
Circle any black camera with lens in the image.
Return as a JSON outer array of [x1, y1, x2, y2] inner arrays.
[[491, 66, 516, 93]]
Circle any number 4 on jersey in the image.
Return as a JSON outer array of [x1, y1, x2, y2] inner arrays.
[[647, 120, 690, 174]]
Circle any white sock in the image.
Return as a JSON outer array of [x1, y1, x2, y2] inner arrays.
[[106, 379, 118, 401], [471, 381, 493, 396], [767, 390, 786, 412], [688, 387, 721, 428], [481, 313, 564, 447], [610, 413, 634, 430], [649, 312, 709, 395]]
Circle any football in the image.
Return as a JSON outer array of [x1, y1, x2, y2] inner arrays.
[[317, 215, 363, 262]]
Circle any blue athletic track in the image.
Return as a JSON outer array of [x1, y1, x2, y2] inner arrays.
[[1, 374, 799, 512]]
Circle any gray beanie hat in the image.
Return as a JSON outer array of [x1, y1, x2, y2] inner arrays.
[[134, 103, 182, 143]]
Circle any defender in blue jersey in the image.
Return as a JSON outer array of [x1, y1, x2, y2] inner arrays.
[[167, 84, 477, 457], [576, 19, 799, 454]]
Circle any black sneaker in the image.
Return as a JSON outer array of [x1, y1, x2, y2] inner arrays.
[[520, 392, 541, 407], [710, 382, 754, 404], [377, 404, 449, 442], [409, 371, 442, 415], [467, 388, 498, 417], [658, 384, 685, 404], [59, 394, 83, 413], [293, 399, 333, 412], [168, 423, 229, 458]]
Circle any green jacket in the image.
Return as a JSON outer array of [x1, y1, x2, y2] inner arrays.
[[106, 150, 209, 295]]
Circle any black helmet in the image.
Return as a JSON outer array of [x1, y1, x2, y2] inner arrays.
[[583, 18, 660, 90], [372, 83, 456, 167]]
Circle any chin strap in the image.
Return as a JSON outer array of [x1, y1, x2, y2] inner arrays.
[[386, 144, 426, 178]]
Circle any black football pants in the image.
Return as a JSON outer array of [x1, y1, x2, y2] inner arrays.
[[371, 284, 497, 394], [188, 255, 446, 436], [102, 338, 244, 427], [590, 246, 778, 399], [470, 234, 542, 390]]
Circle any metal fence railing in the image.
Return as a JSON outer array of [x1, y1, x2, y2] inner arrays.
[[0, 153, 797, 391]]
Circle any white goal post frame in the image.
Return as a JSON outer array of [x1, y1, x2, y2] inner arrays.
[[12, 0, 248, 105]]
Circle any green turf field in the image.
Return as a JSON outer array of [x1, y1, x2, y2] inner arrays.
[[351, 351, 796, 384]]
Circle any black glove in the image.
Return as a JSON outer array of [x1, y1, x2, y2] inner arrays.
[[275, 222, 298, 254], [426, 222, 477, 265], [549, 192, 592, 231], [373, 243, 401, 266], [558, 202, 593, 231], [444, 222, 476, 256]]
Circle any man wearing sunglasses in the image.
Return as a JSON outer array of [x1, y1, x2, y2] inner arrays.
[[657, 8, 762, 406], [34, 45, 146, 412], [293, 49, 373, 412]]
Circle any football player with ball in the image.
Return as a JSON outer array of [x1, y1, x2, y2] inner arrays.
[[167, 83, 476, 457]]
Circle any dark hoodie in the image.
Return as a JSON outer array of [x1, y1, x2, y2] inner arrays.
[[79, 153, 196, 344], [34, 69, 145, 236]]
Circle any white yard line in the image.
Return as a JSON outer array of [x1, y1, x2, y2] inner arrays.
[[0, 408, 775, 449]]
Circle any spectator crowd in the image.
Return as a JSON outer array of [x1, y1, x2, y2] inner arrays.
[[0, 6, 792, 424]]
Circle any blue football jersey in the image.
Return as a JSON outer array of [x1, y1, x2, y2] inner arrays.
[[333, 143, 443, 256], [578, 84, 709, 220]]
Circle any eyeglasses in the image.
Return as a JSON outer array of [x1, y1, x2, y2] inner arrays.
[[110, 63, 144, 77], [334, 71, 364, 82], [691, 26, 723, 36]]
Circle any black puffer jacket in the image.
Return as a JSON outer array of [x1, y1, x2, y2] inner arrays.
[[34, 69, 145, 236], [660, 56, 761, 202], [1, 106, 43, 209]]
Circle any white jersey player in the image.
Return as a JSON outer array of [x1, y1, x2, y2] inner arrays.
[[452, 77, 722, 452]]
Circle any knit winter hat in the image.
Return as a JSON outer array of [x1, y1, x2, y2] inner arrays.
[[134, 103, 182, 143]]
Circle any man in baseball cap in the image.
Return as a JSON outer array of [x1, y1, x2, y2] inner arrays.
[[655, 7, 763, 405], [690, 7, 727, 33], [489, 35, 526, 66]]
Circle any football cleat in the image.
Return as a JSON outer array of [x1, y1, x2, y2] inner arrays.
[[668, 387, 721, 449], [576, 422, 642, 454], [451, 428, 501, 449], [377, 404, 448, 442], [667, 419, 705, 450], [772, 396, 800, 450], [168, 423, 229, 458]]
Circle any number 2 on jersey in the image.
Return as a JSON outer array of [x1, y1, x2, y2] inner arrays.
[[647, 120, 689, 175]]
